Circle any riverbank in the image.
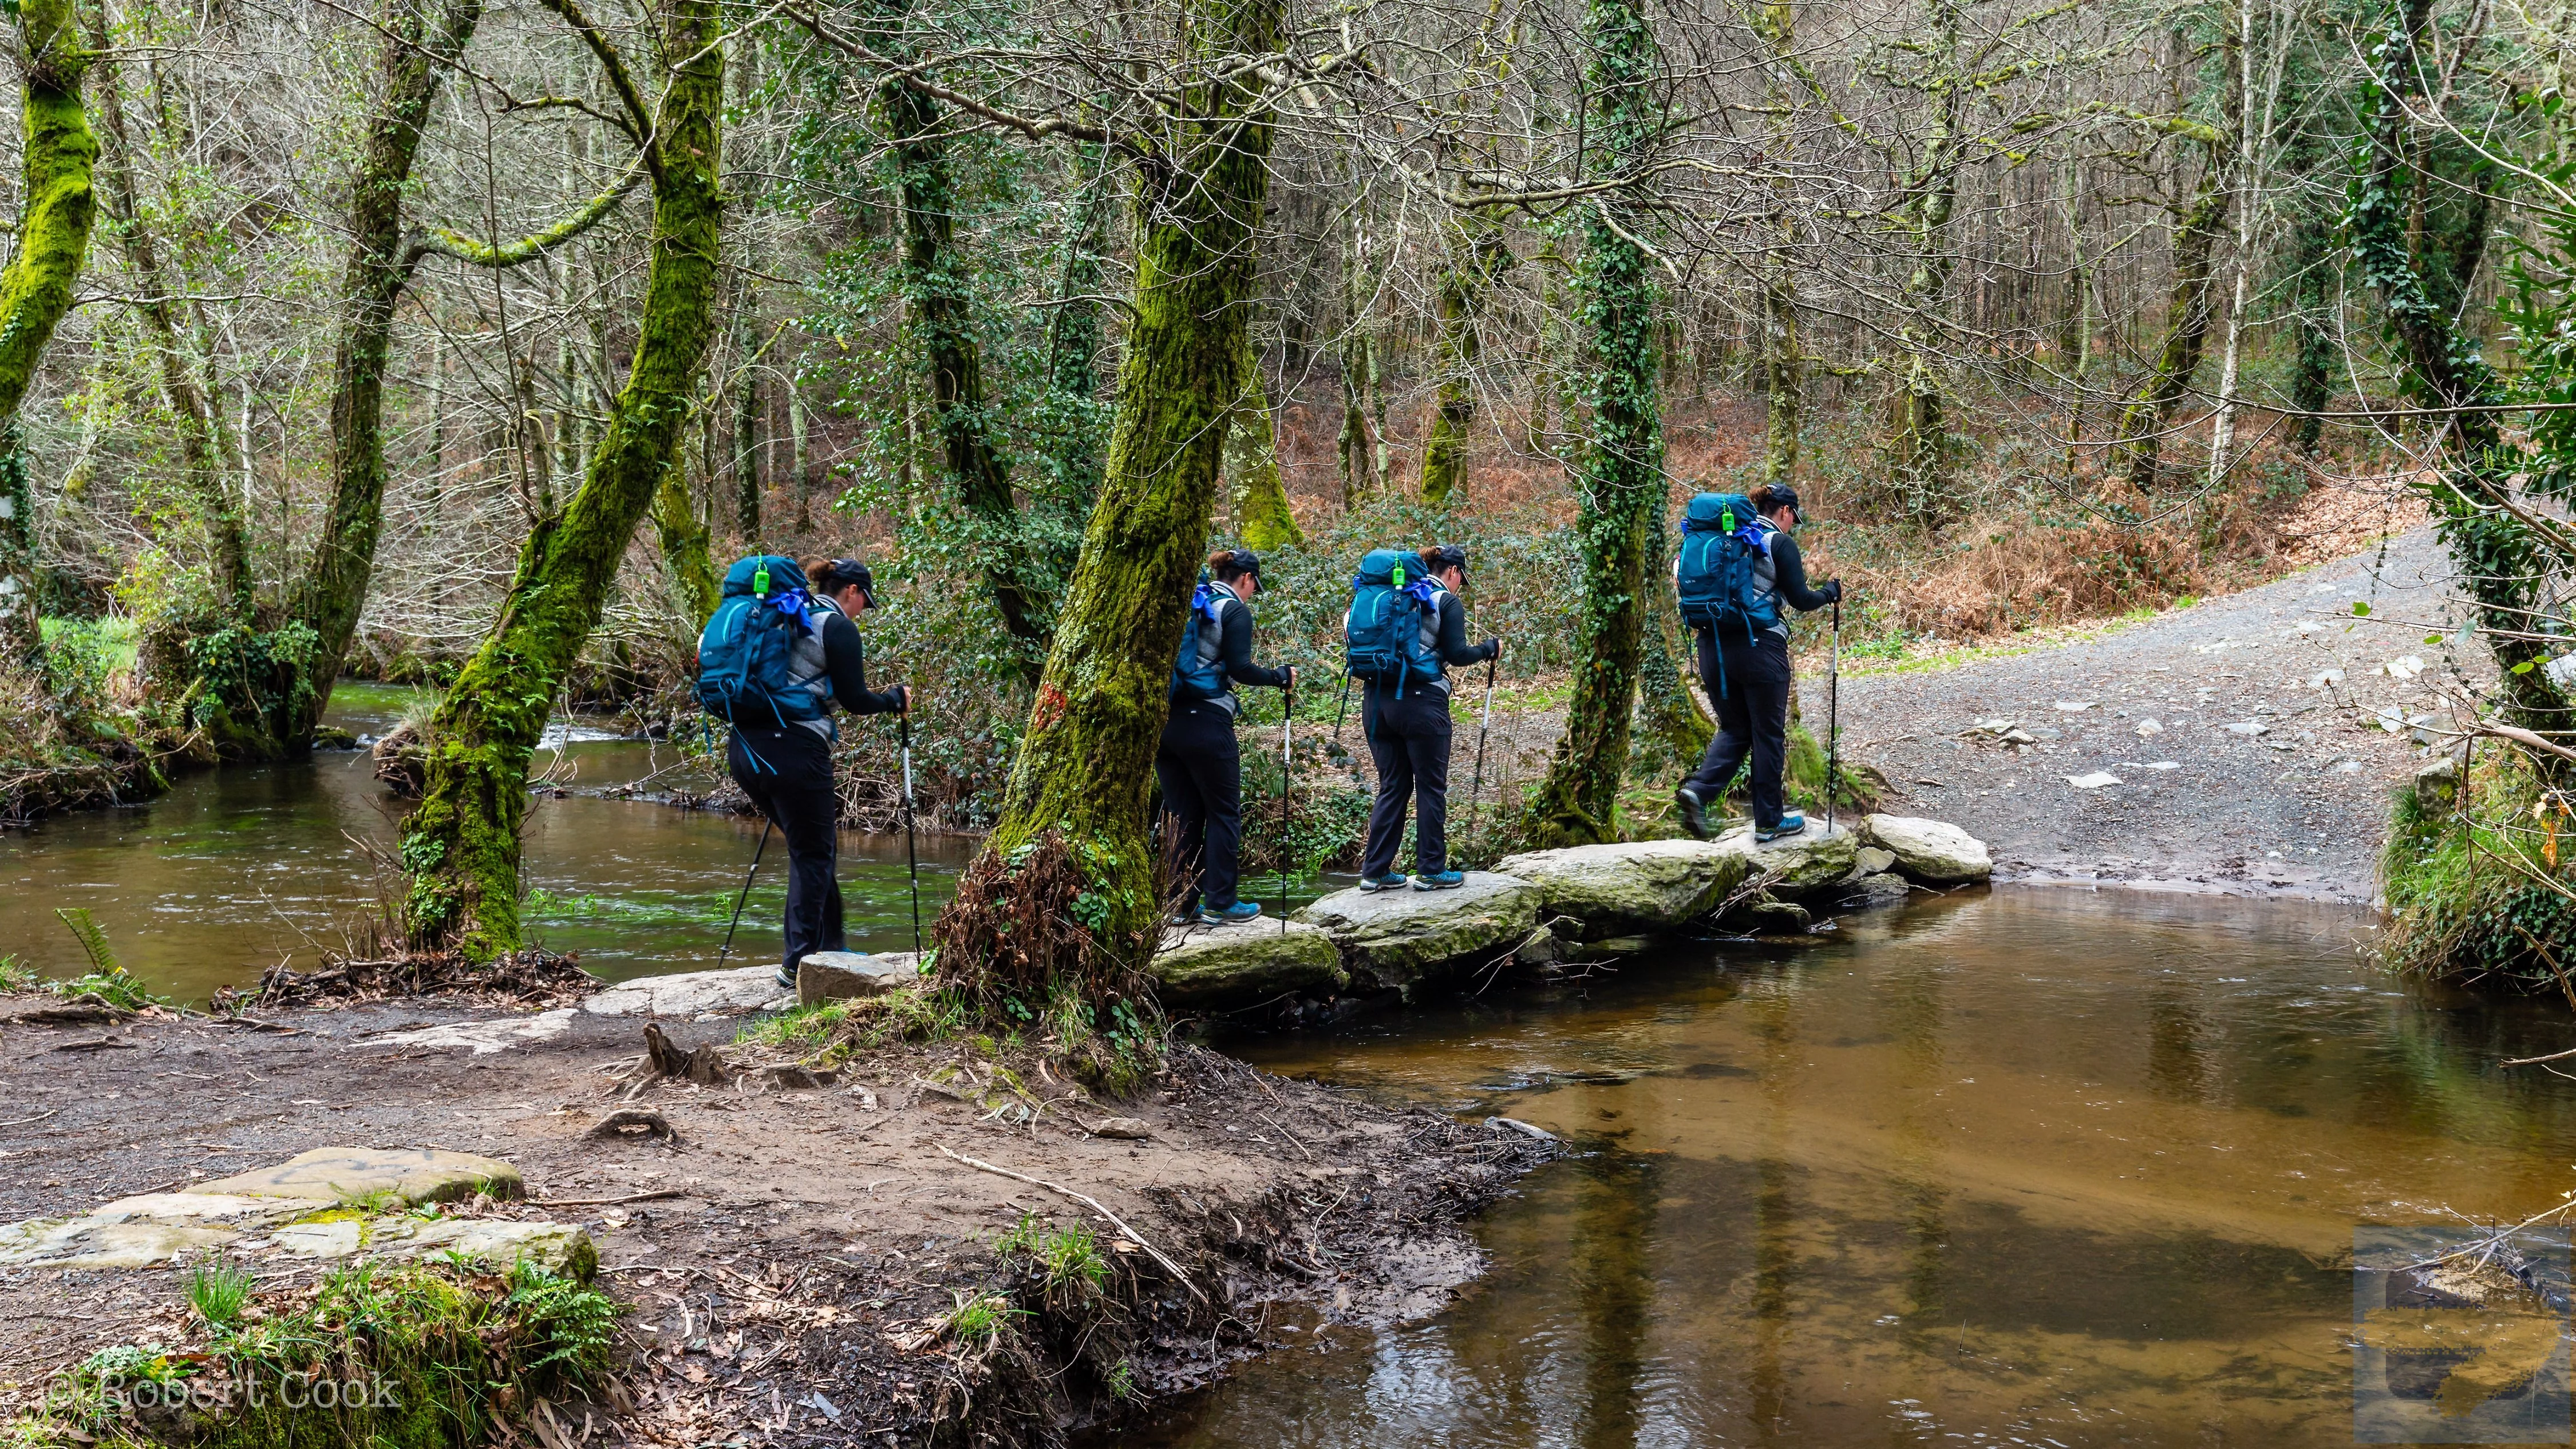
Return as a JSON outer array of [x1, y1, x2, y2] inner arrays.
[[0, 986, 1553, 1446]]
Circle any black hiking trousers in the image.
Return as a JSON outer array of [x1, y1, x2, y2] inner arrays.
[[727, 724, 844, 972], [1155, 699, 1244, 914], [1360, 684, 1453, 877], [1684, 629, 1791, 829]]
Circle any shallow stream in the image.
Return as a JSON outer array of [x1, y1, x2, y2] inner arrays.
[[1125, 890, 2576, 1447], [0, 683, 975, 996]]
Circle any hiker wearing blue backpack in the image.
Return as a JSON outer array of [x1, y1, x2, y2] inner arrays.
[[1672, 484, 1841, 842], [1160, 548, 1293, 925], [1346, 543, 1499, 891], [694, 555, 911, 987]]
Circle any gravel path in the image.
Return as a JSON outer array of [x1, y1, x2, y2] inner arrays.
[[1827, 527, 2466, 902]]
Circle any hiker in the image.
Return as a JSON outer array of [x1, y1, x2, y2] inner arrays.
[[695, 555, 910, 987], [1159, 548, 1293, 925], [1672, 484, 1840, 842], [1348, 543, 1498, 891]]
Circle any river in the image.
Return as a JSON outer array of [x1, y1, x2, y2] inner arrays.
[[1118, 889, 2576, 1447]]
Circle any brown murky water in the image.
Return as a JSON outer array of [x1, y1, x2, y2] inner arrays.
[[1120, 889, 2576, 1447], [0, 683, 975, 998]]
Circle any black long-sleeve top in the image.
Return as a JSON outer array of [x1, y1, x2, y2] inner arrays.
[[1768, 534, 1835, 614], [1431, 591, 1499, 671], [817, 610, 906, 715], [1213, 597, 1290, 690]]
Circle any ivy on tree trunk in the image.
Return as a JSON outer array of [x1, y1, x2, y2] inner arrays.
[[0, 0, 96, 672], [1520, 0, 1666, 849], [401, 0, 725, 961], [930, 0, 1279, 1020]]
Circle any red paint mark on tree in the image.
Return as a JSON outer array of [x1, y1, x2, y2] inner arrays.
[[1032, 683, 1069, 733]]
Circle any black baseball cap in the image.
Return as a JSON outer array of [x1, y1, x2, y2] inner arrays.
[[1215, 548, 1261, 580], [1421, 543, 1467, 574], [822, 558, 877, 608], [1767, 485, 1804, 523]]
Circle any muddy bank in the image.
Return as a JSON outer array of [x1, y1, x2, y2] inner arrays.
[[0, 990, 1552, 1447]]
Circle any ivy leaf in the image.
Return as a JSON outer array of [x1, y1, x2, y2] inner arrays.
[[2352, 601, 2372, 617], [2514, 660, 2538, 674]]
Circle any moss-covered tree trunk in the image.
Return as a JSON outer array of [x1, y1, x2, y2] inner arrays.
[[88, 2, 245, 620], [1756, 0, 1799, 486], [652, 460, 719, 624], [1224, 333, 1301, 548], [931, 0, 1278, 1017], [0, 0, 96, 671], [268, 0, 484, 751], [1887, 0, 1960, 522], [2112, 120, 2235, 492], [1420, 220, 1506, 506], [888, 76, 1049, 676], [2350, 0, 2570, 750], [1520, 0, 1666, 849], [401, 0, 724, 960]]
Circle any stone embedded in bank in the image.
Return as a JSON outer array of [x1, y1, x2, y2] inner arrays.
[[583, 963, 781, 1018], [1296, 873, 1542, 996], [1152, 919, 1346, 1005], [189, 1146, 524, 1205], [1705, 821, 1860, 896], [1859, 814, 1993, 882], [797, 951, 922, 1005], [1492, 840, 1753, 935]]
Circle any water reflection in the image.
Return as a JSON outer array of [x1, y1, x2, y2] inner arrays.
[[1120, 890, 2576, 1448], [0, 687, 971, 999]]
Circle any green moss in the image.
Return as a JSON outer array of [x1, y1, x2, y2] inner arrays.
[[2381, 748, 2576, 991], [403, 0, 726, 962]]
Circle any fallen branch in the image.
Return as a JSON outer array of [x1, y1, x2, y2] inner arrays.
[[531, 1188, 691, 1207], [937, 1145, 1207, 1302]]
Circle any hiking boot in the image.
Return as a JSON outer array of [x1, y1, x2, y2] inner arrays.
[[775, 963, 799, 990], [1358, 873, 1408, 893], [1199, 902, 1263, 926], [1676, 785, 1710, 840], [1410, 870, 1467, 890], [1755, 811, 1807, 843]]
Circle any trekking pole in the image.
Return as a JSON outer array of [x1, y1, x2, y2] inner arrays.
[[715, 818, 772, 971], [1332, 671, 1352, 745], [1826, 595, 1843, 835], [899, 700, 923, 959], [1465, 654, 1498, 850], [1279, 668, 1294, 935]]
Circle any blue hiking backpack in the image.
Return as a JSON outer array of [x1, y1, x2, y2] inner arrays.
[[1169, 579, 1232, 701], [695, 555, 831, 728], [1676, 492, 1781, 643], [1345, 548, 1443, 695]]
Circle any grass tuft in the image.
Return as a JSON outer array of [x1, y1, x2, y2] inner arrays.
[[183, 1258, 254, 1330]]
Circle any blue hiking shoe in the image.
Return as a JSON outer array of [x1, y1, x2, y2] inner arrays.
[[1358, 873, 1408, 893], [1410, 870, 1467, 890], [775, 963, 799, 990], [1199, 902, 1263, 926], [1755, 811, 1807, 843], [1676, 785, 1711, 840]]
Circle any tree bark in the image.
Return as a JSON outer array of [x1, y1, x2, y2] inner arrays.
[[1224, 334, 1301, 548], [401, 0, 725, 961], [1757, 0, 1799, 486], [1521, 0, 1667, 848], [888, 73, 1050, 675], [1888, 0, 1961, 524], [930, 0, 1279, 1016], [1420, 220, 1505, 506], [0, 0, 97, 672]]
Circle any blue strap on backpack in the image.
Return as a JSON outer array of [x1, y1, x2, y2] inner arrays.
[[1170, 579, 1232, 701], [695, 555, 833, 738]]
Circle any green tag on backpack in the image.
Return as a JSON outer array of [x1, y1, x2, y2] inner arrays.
[[754, 564, 771, 597], [1392, 564, 1408, 587]]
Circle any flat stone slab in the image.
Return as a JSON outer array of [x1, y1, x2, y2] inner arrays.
[[584, 965, 789, 1019], [188, 1147, 524, 1206], [1705, 822, 1860, 897], [1153, 919, 1345, 1006], [1862, 813, 1993, 883], [362, 1008, 578, 1054], [0, 1151, 587, 1277], [1297, 873, 1541, 996], [799, 951, 922, 1005], [1493, 840, 1754, 935]]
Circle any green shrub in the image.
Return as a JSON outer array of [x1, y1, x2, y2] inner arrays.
[[2382, 747, 2576, 991]]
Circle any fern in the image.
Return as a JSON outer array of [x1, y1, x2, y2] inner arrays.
[[53, 908, 116, 975]]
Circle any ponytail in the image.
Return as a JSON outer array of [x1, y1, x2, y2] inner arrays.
[[1746, 485, 1781, 517]]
